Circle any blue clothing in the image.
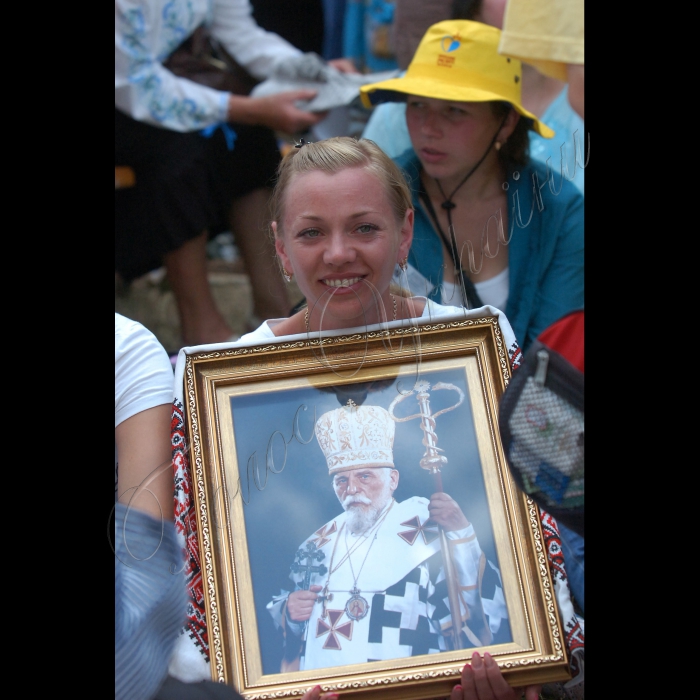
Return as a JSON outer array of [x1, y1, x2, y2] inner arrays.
[[394, 150, 584, 351], [115, 503, 186, 700], [322, 0, 348, 60], [343, 0, 398, 72], [529, 86, 586, 194], [558, 522, 584, 615]]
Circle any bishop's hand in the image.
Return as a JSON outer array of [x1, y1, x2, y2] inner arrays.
[[428, 492, 469, 532], [287, 585, 322, 622]]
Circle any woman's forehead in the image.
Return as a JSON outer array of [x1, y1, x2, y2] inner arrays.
[[283, 168, 387, 211], [289, 165, 377, 188]]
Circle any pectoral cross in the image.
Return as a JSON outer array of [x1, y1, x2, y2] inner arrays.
[[317, 583, 333, 619], [291, 541, 328, 591]]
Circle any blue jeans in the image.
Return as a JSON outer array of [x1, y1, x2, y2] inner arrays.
[[558, 522, 584, 615]]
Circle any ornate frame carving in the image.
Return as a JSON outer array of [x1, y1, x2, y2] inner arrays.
[[183, 318, 570, 699]]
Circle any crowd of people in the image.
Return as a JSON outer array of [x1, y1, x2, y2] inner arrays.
[[116, 1, 584, 699]]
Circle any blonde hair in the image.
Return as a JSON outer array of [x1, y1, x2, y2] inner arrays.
[[270, 137, 414, 237]]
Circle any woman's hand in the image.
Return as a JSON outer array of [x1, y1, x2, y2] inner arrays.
[[227, 92, 327, 133], [301, 684, 339, 700], [450, 652, 541, 700]]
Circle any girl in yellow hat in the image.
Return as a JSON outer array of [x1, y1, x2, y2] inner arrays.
[[360, 20, 584, 353]]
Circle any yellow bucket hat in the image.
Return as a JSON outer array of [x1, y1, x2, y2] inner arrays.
[[360, 20, 554, 139]]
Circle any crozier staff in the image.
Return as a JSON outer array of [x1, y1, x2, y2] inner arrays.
[[267, 402, 507, 670]]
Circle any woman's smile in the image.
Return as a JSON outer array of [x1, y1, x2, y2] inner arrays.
[[322, 276, 364, 288]]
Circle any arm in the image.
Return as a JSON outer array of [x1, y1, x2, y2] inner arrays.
[[427, 493, 503, 648], [225, 91, 327, 133], [209, 0, 302, 81], [524, 184, 584, 349], [115, 1, 326, 134], [116, 403, 174, 521], [210, 0, 349, 127], [115, 314, 175, 521], [115, 0, 230, 131]]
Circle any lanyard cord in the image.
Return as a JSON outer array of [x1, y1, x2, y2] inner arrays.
[[417, 110, 511, 309], [418, 183, 483, 309]]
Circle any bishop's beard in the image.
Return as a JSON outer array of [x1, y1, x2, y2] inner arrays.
[[343, 494, 388, 535]]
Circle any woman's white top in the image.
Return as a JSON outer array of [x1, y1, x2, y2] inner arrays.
[[440, 266, 510, 313]]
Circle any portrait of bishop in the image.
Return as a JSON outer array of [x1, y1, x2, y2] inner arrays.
[[266, 399, 509, 671]]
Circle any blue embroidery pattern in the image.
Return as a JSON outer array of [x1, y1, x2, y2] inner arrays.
[[119, 0, 212, 129]]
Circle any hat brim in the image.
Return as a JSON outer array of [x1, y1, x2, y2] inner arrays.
[[328, 462, 394, 475], [360, 77, 554, 139]]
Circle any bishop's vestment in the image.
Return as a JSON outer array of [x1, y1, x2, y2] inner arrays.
[[267, 496, 509, 671]]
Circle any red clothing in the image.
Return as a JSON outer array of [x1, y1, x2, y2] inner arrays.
[[537, 310, 584, 372]]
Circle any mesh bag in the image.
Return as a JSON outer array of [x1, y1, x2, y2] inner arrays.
[[499, 339, 584, 536]]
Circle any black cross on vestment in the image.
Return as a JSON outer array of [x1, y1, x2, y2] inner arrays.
[[291, 541, 327, 590]]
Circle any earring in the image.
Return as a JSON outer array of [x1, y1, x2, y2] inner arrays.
[[399, 257, 408, 272], [494, 141, 502, 151], [282, 269, 293, 283]]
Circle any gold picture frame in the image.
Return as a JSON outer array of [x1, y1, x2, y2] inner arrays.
[[182, 316, 571, 699]]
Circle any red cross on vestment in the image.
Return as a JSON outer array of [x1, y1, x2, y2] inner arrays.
[[397, 515, 440, 545], [316, 609, 353, 650], [310, 521, 337, 549]]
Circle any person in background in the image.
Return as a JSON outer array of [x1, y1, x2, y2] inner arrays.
[[390, 0, 453, 70], [498, 0, 584, 120], [115, 311, 179, 700], [115, 312, 342, 700], [322, 0, 348, 61], [494, 0, 586, 627], [115, 0, 356, 348], [359, 20, 584, 352], [362, 0, 585, 194], [343, 0, 399, 73], [115, 312, 174, 519]]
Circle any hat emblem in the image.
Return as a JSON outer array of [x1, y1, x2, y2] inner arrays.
[[440, 35, 461, 53]]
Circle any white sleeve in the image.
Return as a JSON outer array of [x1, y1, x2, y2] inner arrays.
[[445, 525, 485, 609], [115, 314, 174, 428], [209, 0, 302, 80], [115, 0, 230, 131]]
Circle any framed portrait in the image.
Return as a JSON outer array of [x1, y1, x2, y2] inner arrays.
[[181, 316, 571, 699]]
